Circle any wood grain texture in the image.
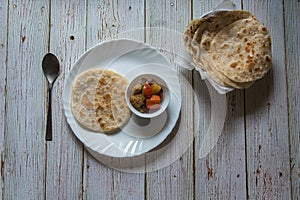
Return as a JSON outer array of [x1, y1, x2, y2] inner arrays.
[[192, 0, 247, 199], [145, 0, 194, 199], [84, 1, 145, 200], [0, 1, 298, 199], [284, 0, 300, 199], [244, 0, 292, 199], [4, 1, 49, 199], [0, 1, 8, 199], [145, 68, 194, 200], [45, 0, 86, 199]]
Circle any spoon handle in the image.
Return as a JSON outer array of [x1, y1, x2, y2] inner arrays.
[[46, 85, 53, 141]]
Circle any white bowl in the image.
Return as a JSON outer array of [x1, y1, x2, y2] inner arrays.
[[126, 73, 170, 118]]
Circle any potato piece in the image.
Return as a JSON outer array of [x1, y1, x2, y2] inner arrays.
[[151, 83, 161, 94], [130, 94, 145, 109]]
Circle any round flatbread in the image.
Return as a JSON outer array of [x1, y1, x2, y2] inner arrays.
[[71, 69, 130, 133], [210, 18, 272, 82]]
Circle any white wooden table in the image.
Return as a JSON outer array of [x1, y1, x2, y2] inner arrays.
[[0, 0, 299, 199]]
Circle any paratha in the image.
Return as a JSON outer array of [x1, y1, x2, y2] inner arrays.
[[183, 10, 272, 89], [210, 18, 272, 82], [71, 68, 130, 133]]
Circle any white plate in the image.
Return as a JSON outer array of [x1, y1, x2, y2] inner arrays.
[[63, 39, 181, 157]]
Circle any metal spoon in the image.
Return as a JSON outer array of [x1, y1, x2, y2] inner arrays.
[[42, 53, 60, 141]]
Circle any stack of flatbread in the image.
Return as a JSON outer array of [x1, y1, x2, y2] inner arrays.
[[183, 10, 272, 89], [71, 69, 130, 134]]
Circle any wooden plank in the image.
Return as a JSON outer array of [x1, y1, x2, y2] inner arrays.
[[192, 0, 248, 199], [0, 1, 8, 199], [83, 1, 145, 199], [283, 0, 300, 199], [145, 68, 194, 200], [145, 0, 194, 199], [243, 0, 292, 199], [45, 0, 86, 199], [3, 1, 49, 199]]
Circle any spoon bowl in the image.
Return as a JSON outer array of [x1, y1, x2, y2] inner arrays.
[[42, 53, 60, 141], [42, 53, 60, 84]]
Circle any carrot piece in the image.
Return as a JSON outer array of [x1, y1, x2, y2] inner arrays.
[[146, 95, 161, 109], [150, 95, 161, 104]]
